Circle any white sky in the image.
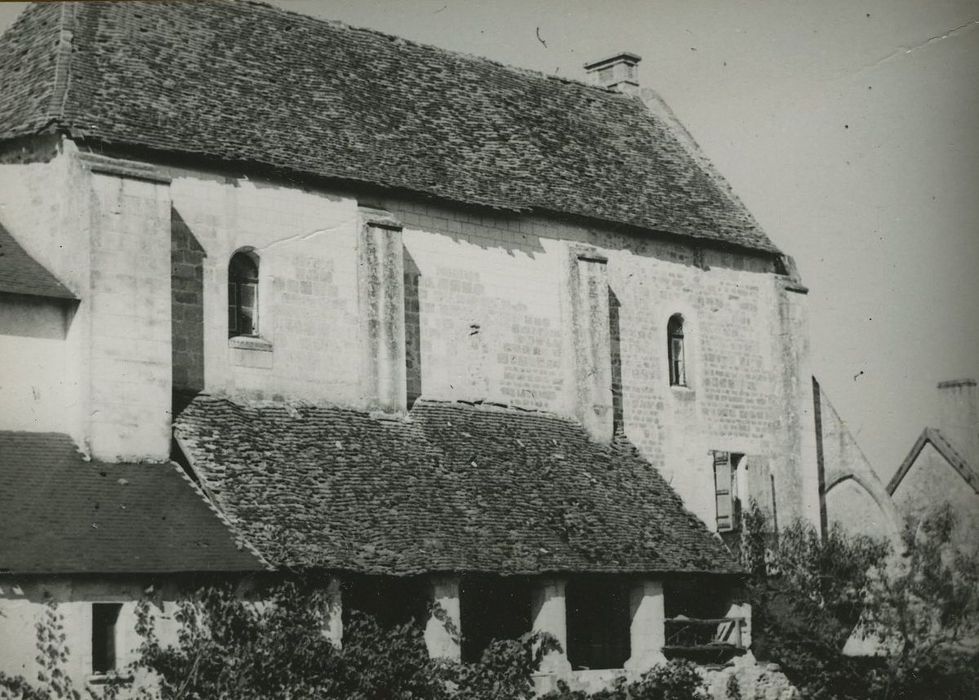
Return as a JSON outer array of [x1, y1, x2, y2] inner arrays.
[[1, 1, 976, 481]]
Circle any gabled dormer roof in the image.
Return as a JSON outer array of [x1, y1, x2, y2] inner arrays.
[[887, 427, 979, 496], [0, 1, 779, 255], [0, 221, 76, 300]]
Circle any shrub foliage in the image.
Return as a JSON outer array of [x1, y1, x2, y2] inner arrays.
[[0, 577, 708, 700], [741, 501, 979, 700]]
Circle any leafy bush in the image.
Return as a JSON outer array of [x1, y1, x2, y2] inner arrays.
[[741, 501, 979, 700], [539, 660, 708, 700], [0, 601, 126, 700], [2, 579, 712, 700], [132, 576, 561, 699], [860, 506, 979, 700]]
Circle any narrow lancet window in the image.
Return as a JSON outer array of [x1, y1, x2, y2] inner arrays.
[[229, 251, 259, 337], [668, 314, 685, 386]]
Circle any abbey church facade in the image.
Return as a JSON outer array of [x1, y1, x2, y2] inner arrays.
[[1, 1, 830, 694]]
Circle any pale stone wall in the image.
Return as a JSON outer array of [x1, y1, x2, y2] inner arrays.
[[0, 145, 172, 461], [166, 172, 363, 405], [0, 150, 89, 445], [0, 141, 818, 526], [827, 478, 898, 542], [0, 576, 342, 696], [0, 296, 71, 431], [816, 380, 903, 547], [892, 442, 979, 552], [378, 195, 817, 530], [2, 141, 818, 532], [124, 156, 818, 530], [87, 172, 172, 462], [0, 578, 180, 692]]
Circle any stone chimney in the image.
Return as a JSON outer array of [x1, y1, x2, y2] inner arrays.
[[584, 52, 641, 95], [937, 379, 979, 467]]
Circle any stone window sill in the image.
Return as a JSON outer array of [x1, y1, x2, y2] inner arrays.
[[670, 385, 695, 399], [228, 335, 273, 352], [87, 674, 133, 686]]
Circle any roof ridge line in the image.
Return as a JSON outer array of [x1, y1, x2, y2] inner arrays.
[[235, 0, 621, 96], [48, 1, 75, 127], [925, 427, 979, 492], [889, 426, 979, 496]]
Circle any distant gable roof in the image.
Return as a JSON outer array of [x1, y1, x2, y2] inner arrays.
[[0, 222, 76, 300], [0, 431, 266, 574], [174, 396, 739, 576], [887, 427, 979, 496], [0, 1, 778, 255]]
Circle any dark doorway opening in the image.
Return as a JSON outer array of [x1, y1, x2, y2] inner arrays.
[[460, 575, 532, 662], [342, 575, 429, 631], [566, 577, 631, 670]]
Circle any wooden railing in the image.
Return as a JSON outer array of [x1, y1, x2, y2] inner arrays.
[[663, 617, 747, 662]]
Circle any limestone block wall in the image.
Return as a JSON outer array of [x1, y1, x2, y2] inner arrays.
[[815, 379, 903, 546], [87, 172, 172, 461], [768, 280, 822, 531], [892, 443, 979, 552], [370, 194, 817, 530], [0, 143, 173, 461], [165, 171, 363, 405], [0, 148, 88, 443], [1, 144, 819, 530], [0, 296, 71, 431], [0, 578, 180, 690]]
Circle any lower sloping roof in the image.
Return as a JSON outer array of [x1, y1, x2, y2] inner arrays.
[[174, 396, 739, 576], [0, 431, 266, 574]]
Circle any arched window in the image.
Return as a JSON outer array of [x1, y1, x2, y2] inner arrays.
[[228, 251, 259, 337], [667, 314, 685, 386]]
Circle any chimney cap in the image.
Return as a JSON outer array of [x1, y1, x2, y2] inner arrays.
[[584, 52, 642, 72], [938, 379, 977, 389]]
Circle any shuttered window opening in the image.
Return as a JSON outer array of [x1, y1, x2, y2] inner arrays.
[[713, 451, 744, 532]]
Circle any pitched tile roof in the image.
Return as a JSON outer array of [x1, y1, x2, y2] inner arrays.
[[0, 1, 778, 254], [887, 427, 979, 496], [0, 431, 266, 574], [174, 396, 739, 576], [0, 222, 76, 300]]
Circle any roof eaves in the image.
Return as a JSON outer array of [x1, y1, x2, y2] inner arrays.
[[240, 0, 621, 96]]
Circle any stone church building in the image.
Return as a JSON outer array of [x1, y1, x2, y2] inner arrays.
[[1, 0, 822, 694]]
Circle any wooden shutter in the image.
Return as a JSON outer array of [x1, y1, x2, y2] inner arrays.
[[713, 451, 735, 532]]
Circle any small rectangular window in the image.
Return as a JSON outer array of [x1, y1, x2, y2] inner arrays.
[[92, 603, 121, 674]]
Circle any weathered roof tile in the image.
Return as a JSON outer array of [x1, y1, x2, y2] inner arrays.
[[0, 0, 777, 254], [174, 396, 740, 576], [0, 431, 265, 574]]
